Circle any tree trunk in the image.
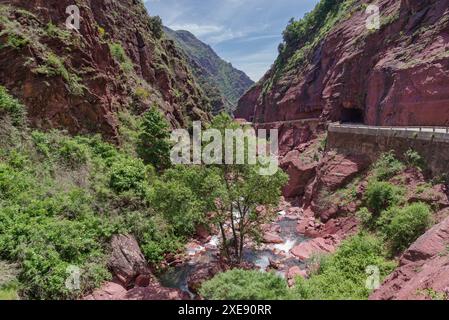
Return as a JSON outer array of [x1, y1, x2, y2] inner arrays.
[[230, 205, 239, 261], [219, 222, 229, 258]]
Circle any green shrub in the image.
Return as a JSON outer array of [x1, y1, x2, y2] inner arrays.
[[0, 163, 30, 200], [45, 22, 70, 42], [34, 53, 85, 95], [58, 138, 90, 168], [109, 156, 149, 194], [379, 202, 432, 254], [148, 16, 163, 39], [0, 281, 19, 300], [0, 197, 113, 299], [116, 212, 182, 263], [0, 85, 26, 126], [200, 269, 289, 300], [7, 33, 28, 49], [372, 152, 405, 181], [404, 149, 425, 171], [363, 181, 402, 216], [356, 207, 374, 229], [292, 233, 396, 300], [109, 42, 134, 73]]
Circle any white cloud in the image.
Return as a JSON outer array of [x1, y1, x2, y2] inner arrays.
[[168, 23, 224, 37]]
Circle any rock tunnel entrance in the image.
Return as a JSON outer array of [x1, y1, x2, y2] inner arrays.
[[340, 108, 364, 124]]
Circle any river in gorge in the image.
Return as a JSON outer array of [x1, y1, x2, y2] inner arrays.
[[157, 209, 308, 296]]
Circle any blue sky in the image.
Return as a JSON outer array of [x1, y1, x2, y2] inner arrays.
[[144, 0, 319, 81]]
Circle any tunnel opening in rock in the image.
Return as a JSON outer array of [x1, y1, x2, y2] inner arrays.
[[341, 108, 364, 123]]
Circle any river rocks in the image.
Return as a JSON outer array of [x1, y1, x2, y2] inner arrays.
[[186, 241, 206, 257], [290, 237, 335, 260], [370, 216, 449, 300], [125, 281, 190, 300], [84, 282, 128, 300], [286, 266, 307, 286], [187, 263, 223, 294], [280, 149, 318, 198], [263, 232, 284, 244], [268, 258, 281, 270], [108, 234, 151, 288]]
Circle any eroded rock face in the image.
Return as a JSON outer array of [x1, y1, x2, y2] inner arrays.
[[108, 234, 151, 288], [280, 149, 318, 199], [306, 152, 369, 221], [370, 216, 449, 300], [235, 0, 449, 127], [0, 0, 210, 141]]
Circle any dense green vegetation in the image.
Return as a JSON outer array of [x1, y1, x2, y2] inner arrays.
[[200, 269, 289, 300], [292, 233, 396, 300], [357, 151, 433, 256], [0, 86, 182, 298], [378, 202, 432, 254], [0, 87, 288, 299]]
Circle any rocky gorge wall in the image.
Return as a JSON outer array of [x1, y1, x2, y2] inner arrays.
[[235, 0, 449, 127], [0, 0, 211, 141], [327, 124, 449, 177]]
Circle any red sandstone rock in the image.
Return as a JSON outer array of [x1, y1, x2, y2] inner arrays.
[[263, 232, 284, 244], [195, 224, 211, 243], [306, 152, 369, 221], [235, 0, 449, 128], [315, 153, 370, 192], [187, 263, 223, 294], [290, 238, 335, 260], [108, 234, 151, 288], [0, 0, 210, 141], [280, 150, 318, 198], [287, 266, 307, 281], [135, 275, 151, 288], [408, 184, 449, 210], [370, 216, 449, 300], [125, 281, 190, 300], [84, 282, 127, 300]]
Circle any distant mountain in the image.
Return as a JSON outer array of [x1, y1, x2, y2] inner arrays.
[[164, 27, 254, 114]]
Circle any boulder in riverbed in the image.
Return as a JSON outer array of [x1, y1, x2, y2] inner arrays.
[[108, 234, 151, 288], [290, 238, 335, 260]]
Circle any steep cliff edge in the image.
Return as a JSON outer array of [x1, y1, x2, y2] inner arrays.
[[0, 0, 210, 140], [235, 0, 449, 126], [164, 27, 254, 114]]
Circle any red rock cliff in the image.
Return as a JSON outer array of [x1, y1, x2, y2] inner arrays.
[[0, 0, 210, 140], [235, 0, 449, 127]]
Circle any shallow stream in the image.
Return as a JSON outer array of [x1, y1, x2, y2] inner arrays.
[[158, 213, 307, 295]]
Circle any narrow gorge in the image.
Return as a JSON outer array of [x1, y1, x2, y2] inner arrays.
[[1, 0, 449, 302]]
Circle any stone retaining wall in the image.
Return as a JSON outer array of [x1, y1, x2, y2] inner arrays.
[[327, 124, 449, 177]]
